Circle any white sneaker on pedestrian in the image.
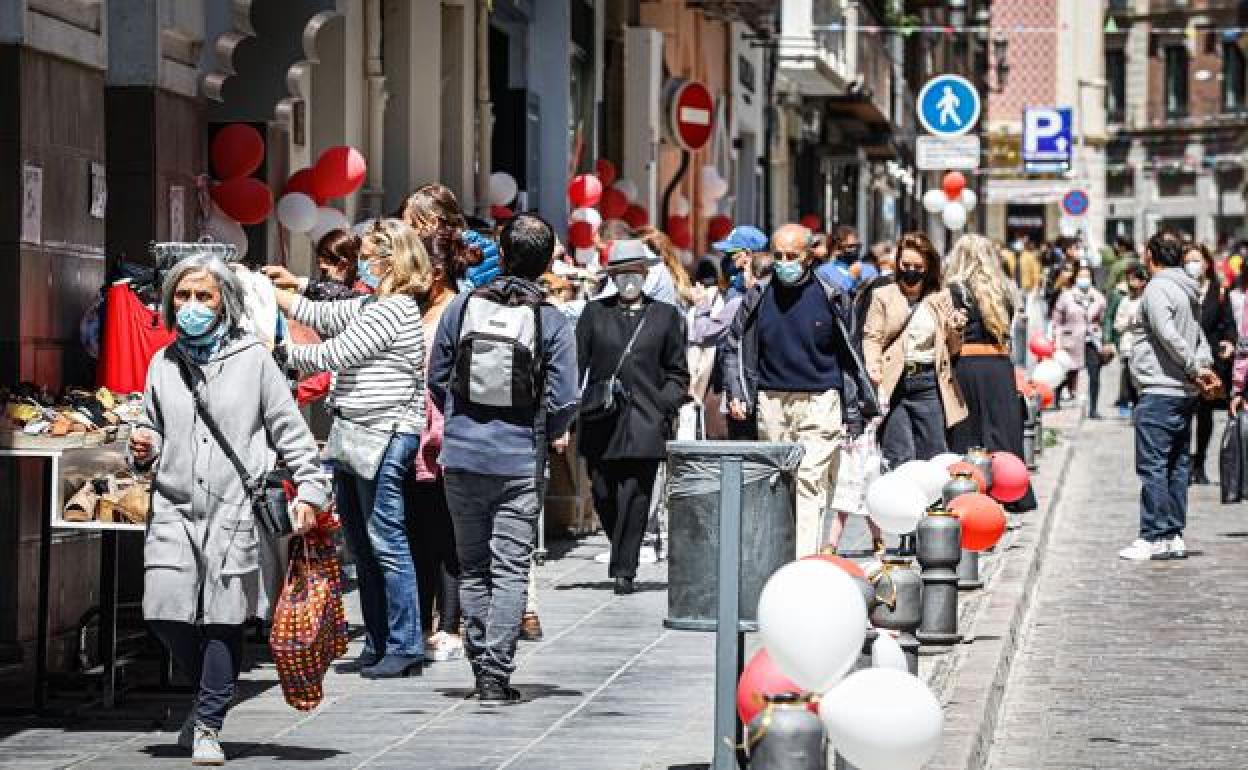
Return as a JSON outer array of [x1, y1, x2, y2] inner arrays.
[[191, 724, 225, 765], [429, 631, 465, 662], [1118, 538, 1167, 561], [594, 551, 610, 564], [638, 546, 657, 564], [1168, 535, 1187, 559]]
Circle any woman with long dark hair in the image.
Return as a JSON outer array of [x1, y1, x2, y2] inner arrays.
[[1183, 241, 1235, 484]]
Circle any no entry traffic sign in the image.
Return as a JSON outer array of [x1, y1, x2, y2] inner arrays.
[[1061, 189, 1089, 218], [667, 80, 714, 152]]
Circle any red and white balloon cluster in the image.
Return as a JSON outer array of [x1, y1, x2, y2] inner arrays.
[[922, 171, 978, 232], [275, 146, 367, 244]]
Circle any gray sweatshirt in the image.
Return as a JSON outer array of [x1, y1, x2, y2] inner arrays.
[[1128, 268, 1213, 397]]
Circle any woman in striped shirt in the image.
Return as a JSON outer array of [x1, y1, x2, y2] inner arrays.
[[276, 218, 431, 679]]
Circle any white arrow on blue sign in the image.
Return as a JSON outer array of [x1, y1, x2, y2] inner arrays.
[[916, 75, 981, 138]]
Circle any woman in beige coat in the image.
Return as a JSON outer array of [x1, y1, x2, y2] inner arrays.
[[863, 232, 968, 472]]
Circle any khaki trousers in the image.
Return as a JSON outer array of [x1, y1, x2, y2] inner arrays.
[[756, 389, 845, 558]]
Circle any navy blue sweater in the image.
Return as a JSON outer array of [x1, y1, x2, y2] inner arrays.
[[756, 275, 844, 392]]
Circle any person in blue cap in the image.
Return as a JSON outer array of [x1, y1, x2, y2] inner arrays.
[[714, 226, 770, 301]]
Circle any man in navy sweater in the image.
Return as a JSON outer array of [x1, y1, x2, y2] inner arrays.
[[429, 214, 579, 703], [721, 223, 878, 557]]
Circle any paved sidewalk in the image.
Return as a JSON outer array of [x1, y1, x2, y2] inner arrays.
[[986, 411, 1248, 769]]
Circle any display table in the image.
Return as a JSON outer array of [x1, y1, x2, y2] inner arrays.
[[0, 443, 141, 712]]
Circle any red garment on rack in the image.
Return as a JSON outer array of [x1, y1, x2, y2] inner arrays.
[[97, 283, 176, 394]]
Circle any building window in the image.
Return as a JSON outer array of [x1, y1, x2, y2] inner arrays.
[[1106, 218, 1135, 246], [1106, 49, 1126, 122], [1224, 41, 1247, 112], [1157, 170, 1197, 197], [1158, 217, 1196, 238], [1164, 45, 1189, 118], [1107, 169, 1135, 198]]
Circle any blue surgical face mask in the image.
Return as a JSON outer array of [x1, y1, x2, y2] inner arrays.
[[176, 301, 219, 339], [1076, 277, 1091, 291], [730, 271, 746, 292], [357, 258, 381, 289], [773, 260, 806, 286]]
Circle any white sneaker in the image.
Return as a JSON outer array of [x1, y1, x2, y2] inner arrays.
[[638, 546, 658, 564], [191, 724, 225, 765], [1118, 538, 1167, 561], [1168, 535, 1187, 559], [594, 551, 610, 564], [429, 632, 464, 662]]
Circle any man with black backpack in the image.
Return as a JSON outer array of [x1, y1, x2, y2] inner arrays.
[[428, 214, 578, 702]]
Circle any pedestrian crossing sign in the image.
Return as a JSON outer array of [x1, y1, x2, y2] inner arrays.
[[917, 75, 981, 138]]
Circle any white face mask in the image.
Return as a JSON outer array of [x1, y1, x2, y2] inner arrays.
[[613, 272, 645, 301], [1185, 261, 1205, 280]]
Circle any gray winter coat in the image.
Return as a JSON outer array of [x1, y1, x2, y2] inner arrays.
[[135, 335, 330, 626], [1128, 268, 1214, 398]]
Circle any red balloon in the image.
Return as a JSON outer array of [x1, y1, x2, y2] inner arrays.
[[666, 215, 692, 251], [949, 492, 1007, 552], [799, 213, 822, 232], [211, 123, 264, 180], [707, 215, 734, 243], [622, 204, 649, 229], [942, 171, 967, 199], [1028, 332, 1056, 359], [568, 220, 595, 250], [989, 451, 1030, 504], [1033, 381, 1054, 409], [283, 168, 325, 205], [801, 552, 866, 579], [737, 649, 813, 725], [313, 146, 367, 199], [210, 177, 273, 225], [600, 187, 629, 220], [595, 159, 618, 187], [567, 174, 604, 208], [490, 205, 514, 222], [947, 462, 987, 494]]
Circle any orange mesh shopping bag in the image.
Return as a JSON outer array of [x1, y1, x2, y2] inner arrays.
[[269, 534, 349, 710]]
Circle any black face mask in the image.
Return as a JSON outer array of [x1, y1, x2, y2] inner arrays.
[[898, 268, 925, 287], [840, 245, 862, 262]]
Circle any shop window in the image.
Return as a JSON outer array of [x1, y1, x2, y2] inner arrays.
[[1224, 42, 1247, 113], [1107, 169, 1134, 198], [1106, 49, 1126, 122], [1217, 167, 1245, 196], [1106, 218, 1135, 245], [1164, 45, 1189, 118], [1157, 170, 1197, 197]]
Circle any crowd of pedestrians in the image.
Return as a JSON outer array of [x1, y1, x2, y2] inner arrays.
[[129, 179, 1247, 763]]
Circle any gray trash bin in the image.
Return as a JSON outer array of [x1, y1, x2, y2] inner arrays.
[[664, 440, 804, 632]]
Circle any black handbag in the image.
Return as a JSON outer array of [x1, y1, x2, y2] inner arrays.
[[1219, 411, 1248, 504], [174, 352, 293, 537], [579, 308, 648, 423]]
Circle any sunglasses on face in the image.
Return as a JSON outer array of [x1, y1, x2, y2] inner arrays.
[[772, 250, 806, 262]]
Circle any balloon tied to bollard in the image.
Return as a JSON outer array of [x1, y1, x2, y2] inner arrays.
[[736, 452, 1030, 768]]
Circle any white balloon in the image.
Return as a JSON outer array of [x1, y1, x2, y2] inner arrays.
[[866, 472, 928, 535], [871, 632, 909, 672], [895, 460, 948, 504], [922, 189, 947, 214], [202, 208, 248, 258], [308, 207, 350, 244], [700, 165, 729, 200], [671, 194, 691, 217], [820, 668, 944, 770], [275, 193, 318, 233], [570, 206, 603, 230], [612, 178, 639, 203], [942, 201, 968, 231], [930, 453, 962, 472], [757, 560, 867, 693], [1032, 359, 1067, 389], [574, 247, 598, 267], [960, 188, 978, 210], [700, 197, 721, 218], [488, 171, 518, 206], [1053, 349, 1075, 372]]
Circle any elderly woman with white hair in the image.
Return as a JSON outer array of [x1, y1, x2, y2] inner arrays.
[[129, 254, 329, 765]]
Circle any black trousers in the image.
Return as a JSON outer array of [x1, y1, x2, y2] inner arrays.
[[1116, 357, 1139, 408], [588, 458, 661, 579], [1194, 400, 1216, 468], [149, 621, 243, 730], [1085, 342, 1103, 416], [405, 478, 462, 635], [880, 370, 948, 470]]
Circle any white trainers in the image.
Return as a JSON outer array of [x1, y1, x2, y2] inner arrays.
[[1118, 538, 1168, 561], [593, 551, 610, 564], [191, 723, 225, 765], [638, 546, 658, 564], [429, 631, 465, 662], [1168, 535, 1187, 559]]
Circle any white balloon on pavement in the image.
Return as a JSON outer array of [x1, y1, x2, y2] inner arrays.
[[1032, 359, 1067, 389], [922, 189, 947, 214], [570, 206, 603, 230], [275, 193, 318, 233], [488, 171, 518, 206], [757, 559, 867, 693], [871, 632, 909, 672], [959, 188, 978, 210], [1053, 349, 1075, 372], [819, 668, 944, 770], [866, 472, 929, 535], [930, 453, 963, 472], [671, 194, 692, 217], [308, 207, 350, 244], [942, 201, 968, 231], [202, 208, 248, 258], [895, 460, 948, 504]]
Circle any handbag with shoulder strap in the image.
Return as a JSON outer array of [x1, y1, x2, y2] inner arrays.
[[580, 307, 649, 422]]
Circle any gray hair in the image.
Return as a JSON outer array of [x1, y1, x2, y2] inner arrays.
[[160, 255, 247, 334]]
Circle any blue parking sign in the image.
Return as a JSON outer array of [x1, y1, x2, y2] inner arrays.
[[1023, 107, 1073, 172], [917, 75, 981, 138]]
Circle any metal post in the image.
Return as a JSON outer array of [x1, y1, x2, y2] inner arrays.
[[34, 458, 52, 713], [714, 457, 744, 770], [957, 549, 983, 590], [99, 530, 119, 708]]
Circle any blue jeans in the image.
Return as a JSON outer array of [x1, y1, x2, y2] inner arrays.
[[1134, 393, 1196, 541], [337, 432, 424, 658]]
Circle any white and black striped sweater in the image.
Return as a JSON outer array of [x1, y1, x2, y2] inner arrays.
[[288, 295, 426, 434]]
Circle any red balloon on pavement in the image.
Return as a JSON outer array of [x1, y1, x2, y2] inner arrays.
[[211, 123, 264, 180], [567, 174, 604, 208], [313, 146, 367, 199], [283, 168, 325, 205], [799, 213, 822, 232], [666, 215, 692, 251], [801, 552, 866, 579], [600, 187, 629, 220], [1034, 382, 1054, 409], [622, 204, 649, 229], [595, 159, 618, 187], [707, 215, 734, 243], [737, 648, 813, 725], [210, 177, 273, 225], [568, 220, 595, 250], [490, 205, 514, 222], [947, 462, 987, 494], [989, 452, 1030, 504], [949, 492, 1007, 552], [942, 171, 967, 199], [1028, 332, 1056, 359]]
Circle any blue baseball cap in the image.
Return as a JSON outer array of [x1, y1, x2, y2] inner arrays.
[[713, 226, 768, 254]]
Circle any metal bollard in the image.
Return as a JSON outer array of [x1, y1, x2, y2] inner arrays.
[[965, 447, 995, 491], [747, 693, 828, 770], [916, 509, 963, 645], [1022, 395, 1038, 471], [1034, 393, 1046, 457], [868, 557, 922, 675], [957, 549, 983, 590]]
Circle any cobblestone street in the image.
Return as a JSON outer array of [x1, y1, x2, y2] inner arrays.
[[986, 412, 1248, 769]]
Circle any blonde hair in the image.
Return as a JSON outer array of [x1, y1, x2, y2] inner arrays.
[[945, 234, 1014, 345], [634, 225, 693, 302], [366, 218, 433, 298]]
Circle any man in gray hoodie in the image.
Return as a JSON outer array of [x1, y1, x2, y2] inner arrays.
[[1120, 231, 1220, 561]]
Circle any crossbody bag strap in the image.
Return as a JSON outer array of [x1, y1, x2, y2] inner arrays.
[[611, 305, 650, 380], [173, 349, 259, 496]]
